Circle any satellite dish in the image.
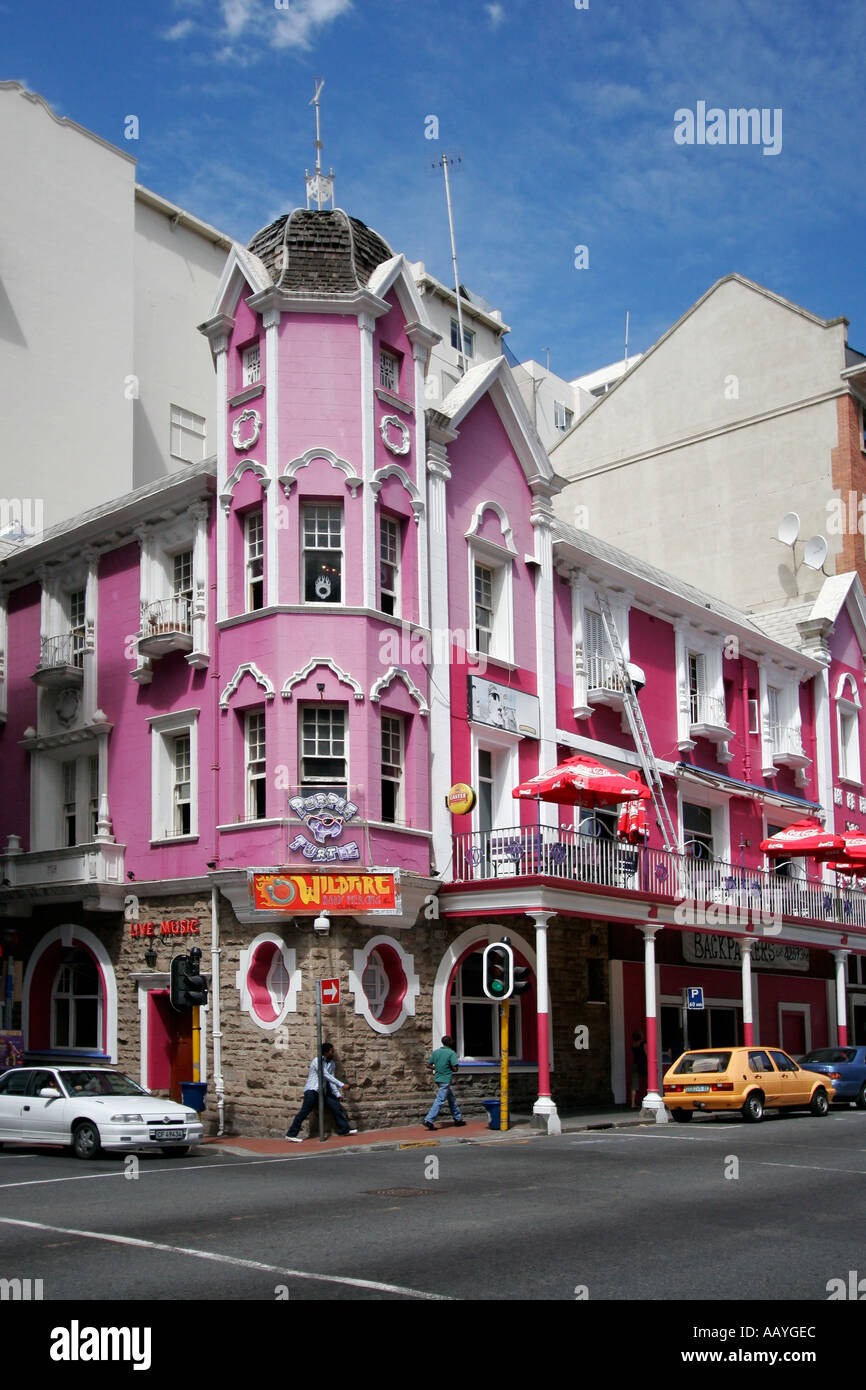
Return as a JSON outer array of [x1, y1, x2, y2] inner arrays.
[[802, 535, 829, 572], [777, 513, 801, 546]]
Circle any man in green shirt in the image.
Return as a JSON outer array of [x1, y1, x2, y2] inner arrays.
[[423, 1034, 466, 1130]]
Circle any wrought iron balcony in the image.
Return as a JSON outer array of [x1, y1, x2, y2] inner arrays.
[[769, 722, 810, 770], [451, 825, 866, 930], [138, 596, 193, 656], [32, 632, 85, 687], [689, 692, 733, 742], [586, 654, 627, 707]]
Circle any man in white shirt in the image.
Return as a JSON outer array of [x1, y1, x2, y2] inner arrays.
[[285, 1043, 357, 1141]]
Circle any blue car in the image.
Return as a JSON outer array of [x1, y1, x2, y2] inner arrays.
[[798, 1047, 866, 1108]]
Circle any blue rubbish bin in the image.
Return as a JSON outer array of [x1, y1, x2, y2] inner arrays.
[[482, 1099, 501, 1131], [181, 1082, 207, 1113]]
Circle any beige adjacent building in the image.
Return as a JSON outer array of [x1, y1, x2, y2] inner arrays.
[[551, 274, 866, 616]]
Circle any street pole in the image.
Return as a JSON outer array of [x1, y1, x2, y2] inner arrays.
[[500, 1001, 510, 1132], [191, 1006, 200, 1083], [316, 984, 325, 1141]]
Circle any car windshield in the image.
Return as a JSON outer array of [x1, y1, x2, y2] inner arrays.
[[673, 1052, 732, 1075], [801, 1048, 856, 1065], [60, 1071, 147, 1097]]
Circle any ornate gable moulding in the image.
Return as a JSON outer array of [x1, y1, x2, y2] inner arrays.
[[220, 662, 276, 709], [369, 666, 429, 715], [369, 465, 424, 524], [464, 500, 518, 556], [219, 459, 270, 513], [279, 447, 362, 499], [281, 658, 364, 702], [379, 414, 411, 456]]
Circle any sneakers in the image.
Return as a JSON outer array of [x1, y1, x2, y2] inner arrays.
[[453, 1120, 466, 1127], [285, 1135, 303, 1143], [347, 1129, 358, 1135], [424, 1121, 436, 1130]]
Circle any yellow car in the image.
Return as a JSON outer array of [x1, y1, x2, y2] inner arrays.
[[663, 1046, 835, 1123]]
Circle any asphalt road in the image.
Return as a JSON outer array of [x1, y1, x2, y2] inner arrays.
[[1, 1109, 865, 1303]]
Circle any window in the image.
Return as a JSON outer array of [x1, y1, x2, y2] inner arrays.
[[554, 400, 574, 432], [69, 589, 86, 667], [302, 504, 342, 603], [683, 802, 714, 860], [450, 318, 475, 358], [381, 715, 403, 823], [88, 756, 99, 839], [748, 691, 759, 735], [300, 705, 347, 796], [838, 680, 861, 783], [62, 761, 77, 847], [449, 948, 522, 1060], [170, 405, 206, 463], [51, 950, 100, 1051], [173, 550, 193, 602], [245, 509, 265, 612], [379, 348, 401, 394], [478, 749, 493, 837], [361, 950, 389, 1019], [379, 516, 400, 616], [474, 563, 494, 655], [173, 734, 191, 836], [245, 710, 267, 820], [688, 653, 706, 723], [242, 343, 261, 387]]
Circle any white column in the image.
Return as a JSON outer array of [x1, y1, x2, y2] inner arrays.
[[187, 501, 210, 667], [832, 949, 850, 1045], [639, 925, 668, 1119], [427, 439, 453, 877], [264, 306, 280, 607], [740, 937, 754, 1045], [358, 312, 376, 611], [412, 339, 430, 631], [214, 335, 229, 623], [527, 910, 560, 1132], [82, 546, 98, 722], [531, 497, 557, 829], [0, 585, 7, 722]]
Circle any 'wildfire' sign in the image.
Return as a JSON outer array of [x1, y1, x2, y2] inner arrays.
[[249, 871, 400, 915]]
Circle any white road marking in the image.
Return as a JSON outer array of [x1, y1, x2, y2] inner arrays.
[[0, 1150, 365, 1191], [758, 1161, 866, 1176], [0, 1217, 451, 1300]]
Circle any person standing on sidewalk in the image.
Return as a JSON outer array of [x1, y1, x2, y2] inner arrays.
[[286, 1042, 357, 1142], [423, 1034, 466, 1131]]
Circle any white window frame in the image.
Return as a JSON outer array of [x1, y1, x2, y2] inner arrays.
[[242, 342, 262, 388], [245, 508, 265, 612], [836, 674, 862, 784], [450, 946, 523, 1062], [148, 709, 199, 842], [299, 703, 348, 792], [379, 514, 401, 617], [571, 578, 631, 719], [759, 662, 807, 779], [50, 952, 103, 1053], [468, 541, 515, 664], [170, 405, 206, 464], [554, 400, 573, 432], [301, 503, 344, 605], [378, 348, 401, 394], [450, 318, 475, 359], [380, 712, 404, 824], [245, 708, 267, 821], [135, 506, 209, 677], [674, 622, 729, 753]]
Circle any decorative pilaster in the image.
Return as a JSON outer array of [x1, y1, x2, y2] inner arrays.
[[412, 339, 430, 631], [0, 585, 7, 722], [674, 620, 694, 751], [82, 546, 98, 721], [186, 500, 210, 669], [639, 925, 668, 1119], [263, 303, 280, 608], [426, 436, 454, 878], [359, 311, 377, 611], [131, 526, 153, 685], [214, 331, 230, 623], [740, 937, 755, 1045], [832, 949, 850, 1045], [530, 496, 557, 829]]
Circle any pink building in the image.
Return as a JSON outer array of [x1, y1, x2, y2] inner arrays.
[[0, 202, 863, 1137]]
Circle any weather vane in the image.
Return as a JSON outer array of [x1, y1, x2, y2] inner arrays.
[[305, 77, 335, 210]]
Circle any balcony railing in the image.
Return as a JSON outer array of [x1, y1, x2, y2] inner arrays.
[[39, 632, 84, 670], [451, 825, 866, 930], [690, 692, 727, 728], [141, 596, 192, 639], [586, 654, 626, 694], [769, 723, 809, 768]]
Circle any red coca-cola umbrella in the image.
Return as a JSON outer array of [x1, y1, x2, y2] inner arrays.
[[759, 820, 845, 860], [513, 755, 650, 808]]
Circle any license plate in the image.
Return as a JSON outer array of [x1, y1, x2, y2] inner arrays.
[[151, 1129, 185, 1140], [685, 1085, 709, 1093]]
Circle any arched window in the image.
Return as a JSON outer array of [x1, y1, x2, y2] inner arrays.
[[449, 947, 529, 1062], [835, 673, 861, 783], [51, 950, 101, 1051]]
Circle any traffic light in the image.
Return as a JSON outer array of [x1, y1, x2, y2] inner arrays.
[[512, 962, 531, 996], [185, 947, 209, 1008], [170, 953, 191, 1010], [483, 940, 513, 1000]]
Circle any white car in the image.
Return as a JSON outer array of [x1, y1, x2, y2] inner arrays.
[[0, 1066, 203, 1159]]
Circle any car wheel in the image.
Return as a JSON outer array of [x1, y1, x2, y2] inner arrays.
[[670, 1109, 693, 1123], [742, 1091, 764, 1123], [855, 1084, 866, 1111], [72, 1121, 102, 1160], [161, 1146, 189, 1157], [810, 1087, 829, 1117]]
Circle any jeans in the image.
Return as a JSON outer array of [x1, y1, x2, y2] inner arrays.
[[425, 1083, 463, 1125], [287, 1088, 351, 1137]]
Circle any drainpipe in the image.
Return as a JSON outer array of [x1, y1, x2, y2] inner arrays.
[[210, 885, 225, 1136], [741, 664, 752, 783]]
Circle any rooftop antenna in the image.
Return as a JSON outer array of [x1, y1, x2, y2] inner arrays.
[[545, 347, 550, 372], [305, 77, 335, 210], [434, 154, 467, 376], [624, 310, 630, 365]]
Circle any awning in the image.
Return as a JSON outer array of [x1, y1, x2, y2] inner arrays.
[[675, 763, 821, 813]]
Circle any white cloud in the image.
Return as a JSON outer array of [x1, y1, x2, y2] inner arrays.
[[216, 0, 354, 54], [163, 19, 194, 40], [485, 3, 505, 25]]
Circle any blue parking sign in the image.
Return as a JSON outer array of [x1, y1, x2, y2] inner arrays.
[[686, 987, 704, 1011]]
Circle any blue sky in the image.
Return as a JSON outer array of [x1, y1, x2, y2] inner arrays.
[[4, 0, 864, 378]]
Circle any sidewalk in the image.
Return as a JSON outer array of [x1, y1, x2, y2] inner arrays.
[[202, 1105, 652, 1158]]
